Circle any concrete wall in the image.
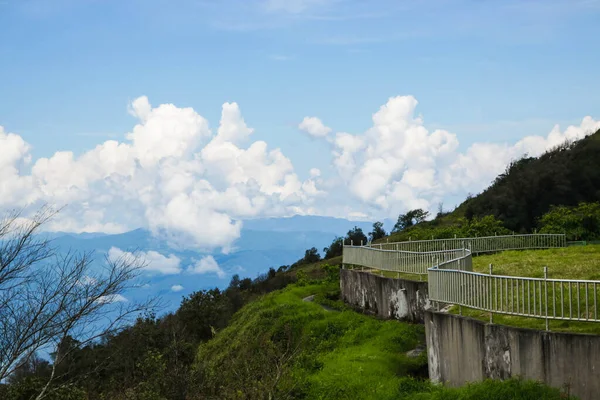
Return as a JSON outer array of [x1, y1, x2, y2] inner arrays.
[[425, 311, 600, 400], [340, 269, 430, 323]]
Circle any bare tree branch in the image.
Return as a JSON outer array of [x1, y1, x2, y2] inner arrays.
[[0, 205, 159, 398]]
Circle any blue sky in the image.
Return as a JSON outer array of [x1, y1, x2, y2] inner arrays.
[[1, 0, 600, 251]]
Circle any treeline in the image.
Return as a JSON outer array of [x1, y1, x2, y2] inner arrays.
[[457, 129, 600, 233], [1, 265, 304, 400], [384, 201, 600, 243]]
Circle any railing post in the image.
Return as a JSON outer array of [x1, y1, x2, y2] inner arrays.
[[361, 240, 363, 246], [544, 266, 549, 331], [489, 264, 493, 324]]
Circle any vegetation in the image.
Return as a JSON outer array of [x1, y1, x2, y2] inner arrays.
[[456, 129, 600, 233], [472, 245, 600, 280], [0, 206, 155, 399], [380, 214, 510, 244], [191, 274, 428, 400], [368, 221, 386, 242], [538, 202, 600, 241], [392, 209, 430, 233], [5, 132, 600, 398], [448, 244, 600, 335]]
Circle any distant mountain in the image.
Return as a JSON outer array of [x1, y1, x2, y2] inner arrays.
[[38, 215, 390, 313], [241, 215, 395, 235]]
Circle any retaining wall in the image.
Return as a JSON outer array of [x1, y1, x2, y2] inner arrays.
[[340, 268, 430, 323], [425, 311, 600, 400]]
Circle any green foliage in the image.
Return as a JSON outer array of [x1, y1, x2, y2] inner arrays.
[[455, 130, 600, 232], [293, 247, 322, 266], [320, 263, 340, 283], [296, 270, 310, 286], [401, 377, 576, 399], [369, 221, 386, 242], [323, 237, 344, 259], [383, 215, 510, 243], [539, 202, 600, 241], [2, 377, 86, 400], [191, 280, 427, 400], [393, 209, 430, 232], [345, 226, 368, 246]]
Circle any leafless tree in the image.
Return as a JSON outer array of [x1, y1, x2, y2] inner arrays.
[[0, 205, 158, 399]]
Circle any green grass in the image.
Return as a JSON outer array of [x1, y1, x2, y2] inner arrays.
[[396, 376, 576, 399], [193, 278, 428, 400], [192, 272, 577, 399], [450, 245, 600, 334], [472, 245, 600, 280]]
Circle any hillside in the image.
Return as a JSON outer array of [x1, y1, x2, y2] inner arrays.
[[457, 129, 600, 232], [378, 130, 600, 243]]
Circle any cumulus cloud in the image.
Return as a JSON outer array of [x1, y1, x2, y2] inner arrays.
[[0, 97, 322, 251], [108, 247, 182, 275], [171, 284, 184, 292], [314, 95, 599, 217], [96, 294, 128, 304], [299, 116, 332, 137], [188, 256, 226, 278]]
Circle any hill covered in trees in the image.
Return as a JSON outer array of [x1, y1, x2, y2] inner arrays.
[[458, 128, 600, 233], [380, 129, 600, 243]]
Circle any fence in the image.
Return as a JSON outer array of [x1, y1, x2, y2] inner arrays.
[[370, 233, 566, 254], [344, 234, 565, 276], [342, 246, 469, 275], [429, 265, 600, 327], [343, 233, 600, 326]]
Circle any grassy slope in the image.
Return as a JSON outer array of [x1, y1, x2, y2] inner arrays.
[[193, 277, 427, 400], [472, 245, 600, 280], [449, 245, 600, 334], [192, 259, 576, 399]]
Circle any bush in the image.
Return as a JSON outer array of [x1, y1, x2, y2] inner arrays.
[[539, 202, 600, 241]]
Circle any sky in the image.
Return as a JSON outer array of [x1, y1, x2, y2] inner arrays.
[[1, 0, 600, 254]]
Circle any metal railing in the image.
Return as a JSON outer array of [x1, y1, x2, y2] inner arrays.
[[344, 234, 565, 276], [370, 234, 566, 254], [342, 246, 470, 275], [429, 265, 600, 326], [342, 233, 600, 326]]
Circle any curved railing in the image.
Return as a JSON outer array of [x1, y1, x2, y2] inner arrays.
[[342, 246, 470, 275], [343, 233, 600, 324], [343, 234, 564, 275], [370, 233, 566, 254], [428, 250, 600, 325]]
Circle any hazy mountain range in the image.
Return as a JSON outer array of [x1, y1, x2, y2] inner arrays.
[[41, 215, 395, 313]]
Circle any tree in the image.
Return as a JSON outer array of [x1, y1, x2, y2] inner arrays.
[[302, 247, 321, 264], [344, 226, 367, 246], [368, 222, 386, 242], [323, 237, 343, 259], [0, 206, 156, 399], [392, 209, 430, 232]]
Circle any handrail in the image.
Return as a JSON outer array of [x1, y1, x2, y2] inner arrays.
[[343, 234, 565, 275], [342, 233, 600, 325], [370, 233, 566, 254]]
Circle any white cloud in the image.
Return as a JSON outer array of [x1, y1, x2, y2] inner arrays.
[[96, 294, 128, 304], [171, 284, 184, 292], [313, 95, 599, 217], [309, 168, 321, 177], [299, 117, 332, 137], [0, 98, 322, 252], [188, 256, 226, 278], [108, 247, 182, 275]]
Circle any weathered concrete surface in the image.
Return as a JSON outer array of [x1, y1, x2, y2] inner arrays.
[[340, 269, 430, 323], [425, 311, 600, 400]]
